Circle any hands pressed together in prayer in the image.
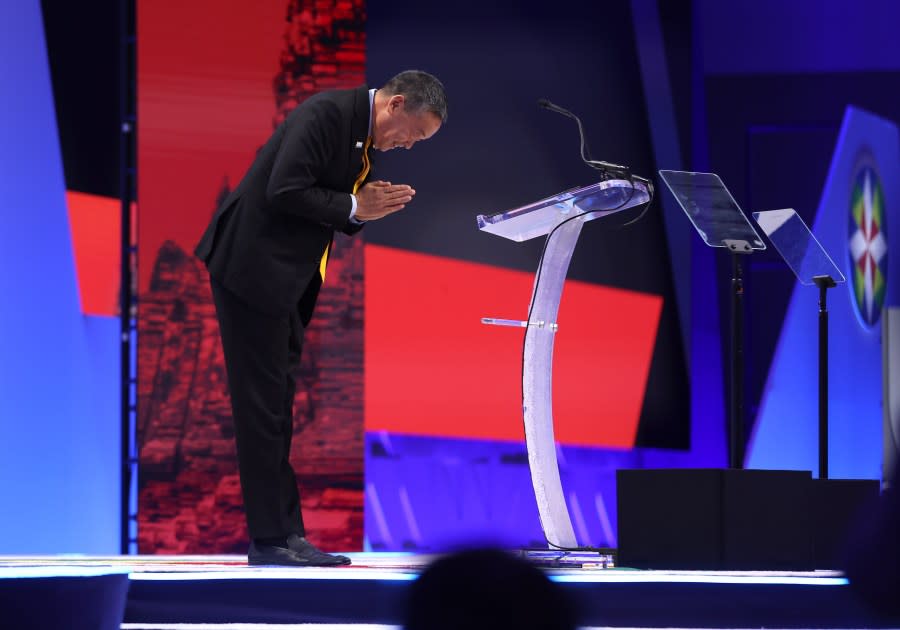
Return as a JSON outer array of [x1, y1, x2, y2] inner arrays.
[[355, 180, 415, 221]]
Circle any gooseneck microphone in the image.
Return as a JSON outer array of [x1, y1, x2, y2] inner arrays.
[[537, 98, 631, 177]]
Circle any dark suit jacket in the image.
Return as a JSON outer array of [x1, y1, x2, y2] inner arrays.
[[195, 86, 370, 320]]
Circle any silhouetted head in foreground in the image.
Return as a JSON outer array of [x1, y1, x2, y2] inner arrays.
[[404, 549, 578, 630]]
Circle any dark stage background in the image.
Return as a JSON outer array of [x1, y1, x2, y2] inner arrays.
[[364, 0, 689, 449], [361, 0, 691, 549]]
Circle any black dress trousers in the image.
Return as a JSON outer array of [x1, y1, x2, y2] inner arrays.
[[210, 276, 306, 539]]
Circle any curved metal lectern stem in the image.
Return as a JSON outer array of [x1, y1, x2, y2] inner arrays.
[[477, 179, 650, 549]]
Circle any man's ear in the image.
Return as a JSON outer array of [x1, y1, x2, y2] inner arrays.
[[388, 94, 406, 112]]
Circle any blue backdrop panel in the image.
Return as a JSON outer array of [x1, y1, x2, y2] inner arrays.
[[0, 0, 119, 552], [365, 433, 643, 550], [747, 106, 899, 480]]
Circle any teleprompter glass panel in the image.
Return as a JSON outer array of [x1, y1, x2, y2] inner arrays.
[[659, 170, 766, 251], [753, 208, 845, 286]]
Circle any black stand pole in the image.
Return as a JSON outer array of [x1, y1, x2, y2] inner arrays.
[[119, 0, 137, 554], [814, 275, 837, 480], [730, 252, 745, 469]]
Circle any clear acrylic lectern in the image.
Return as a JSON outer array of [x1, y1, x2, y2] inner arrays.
[[477, 179, 650, 549]]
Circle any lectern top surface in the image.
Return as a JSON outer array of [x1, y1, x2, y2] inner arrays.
[[476, 179, 649, 242]]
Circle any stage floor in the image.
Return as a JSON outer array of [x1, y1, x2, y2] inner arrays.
[[0, 553, 894, 629]]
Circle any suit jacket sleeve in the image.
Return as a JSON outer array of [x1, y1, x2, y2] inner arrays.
[[341, 216, 366, 236], [265, 98, 352, 229]]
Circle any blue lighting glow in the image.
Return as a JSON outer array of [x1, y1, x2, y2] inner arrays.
[[0, 0, 120, 554], [0, 567, 128, 579], [747, 107, 899, 480]]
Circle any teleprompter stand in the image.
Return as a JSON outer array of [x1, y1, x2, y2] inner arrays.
[[752, 208, 879, 567], [659, 170, 767, 468], [616, 173, 817, 571]]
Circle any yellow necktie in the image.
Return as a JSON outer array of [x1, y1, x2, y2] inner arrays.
[[320, 136, 372, 282], [352, 135, 373, 195]]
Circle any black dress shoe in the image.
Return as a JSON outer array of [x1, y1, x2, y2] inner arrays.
[[287, 533, 352, 566], [248, 540, 349, 567]]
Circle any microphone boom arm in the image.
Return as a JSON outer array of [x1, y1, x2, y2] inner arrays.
[[537, 98, 631, 179]]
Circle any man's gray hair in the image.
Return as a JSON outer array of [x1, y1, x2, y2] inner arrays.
[[381, 70, 448, 123]]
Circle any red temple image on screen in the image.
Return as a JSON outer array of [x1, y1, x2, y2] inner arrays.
[[137, 0, 366, 554]]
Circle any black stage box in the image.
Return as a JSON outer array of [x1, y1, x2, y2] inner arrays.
[[813, 478, 880, 569], [616, 468, 814, 570]]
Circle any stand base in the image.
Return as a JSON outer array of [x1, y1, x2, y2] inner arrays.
[[617, 469, 814, 570]]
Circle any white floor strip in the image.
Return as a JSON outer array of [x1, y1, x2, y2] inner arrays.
[[551, 572, 848, 585], [120, 626, 875, 630], [127, 568, 417, 581], [0, 566, 128, 578], [121, 625, 399, 630]]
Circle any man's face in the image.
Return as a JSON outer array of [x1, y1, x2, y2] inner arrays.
[[372, 95, 441, 152]]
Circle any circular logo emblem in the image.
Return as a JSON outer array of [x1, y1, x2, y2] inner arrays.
[[848, 154, 887, 328]]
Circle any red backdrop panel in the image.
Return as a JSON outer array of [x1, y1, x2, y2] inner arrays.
[[66, 191, 120, 316], [365, 244, 663, 448], [137, 0, 366, 554]]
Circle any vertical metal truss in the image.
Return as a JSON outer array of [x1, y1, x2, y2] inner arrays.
[[120, 0, 138, 555]]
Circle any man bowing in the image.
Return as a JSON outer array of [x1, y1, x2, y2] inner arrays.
[[195, 70, 447, 566]]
